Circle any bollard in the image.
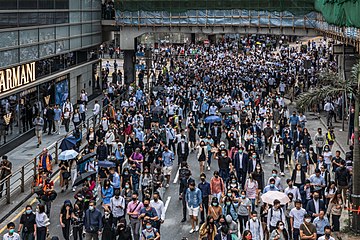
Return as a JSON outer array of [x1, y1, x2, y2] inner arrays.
[[21, 166, 25, 193], [6, 177, 10, 204]]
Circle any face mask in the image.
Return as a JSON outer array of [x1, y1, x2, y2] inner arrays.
[[241, 195, 246, 199], [270, 184, 275, 188], [221, 153, 225, 157], [256, 166, 261, 170], [325, 233, 330, 238], [305, 219, 311, 223], [146, 225, 152, 230], [201, 178, 205, 182], [181, 139, 185, 142], [9, 229, 15, 235], [105, 212, 110, 217], [212, 203, 218, 206], [226, 202, 231, 206], [252, 217, 257, 221], [252, 155, 257, 159], [125, 185, 130, 189], [124, 172, 129, 175], [132, 197, 137, 201], [279, 225, 284, 230], [272, 173, 277, 177], [232, 180, 236, 183], [227, 193, 232, 197], [87, 177, 91, 181], [89, 206, 94, 211], [215, 175, 219, 178], [144, 204, 149, 208], [239, 150, 243, 154], [26, 210, 32, 214]]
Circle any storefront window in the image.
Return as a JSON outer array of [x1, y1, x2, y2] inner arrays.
[[56, 40, 69, 53], [39, 42, 55, 57], [20, 29, 39, 45], [20, 46, 39, 62], [55, 77, 69, 105], [39, 27, 55, 41], [0, 31, 18, 49], [0, 49, 19, 67]]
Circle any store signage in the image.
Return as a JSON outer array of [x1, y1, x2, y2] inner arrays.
[[0, 62, 36, 93]]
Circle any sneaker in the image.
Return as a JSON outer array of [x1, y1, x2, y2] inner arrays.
[[72, 188, 76, 192], [281, 172, 285, 176], [268, 154, 271, 157], [207, 166, 210, 171], [262, 160, 265, 163], [181, 218, 186, 222], [195, 226, 199, 232], [189, 228, 195, 234], [166, 184, 170, 188]]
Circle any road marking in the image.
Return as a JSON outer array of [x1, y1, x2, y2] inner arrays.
[[0, 174, 60, 234], [173, 167, 180, 184], [163, 196, 172, 215]]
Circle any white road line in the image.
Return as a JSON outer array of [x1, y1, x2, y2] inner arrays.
[[173, 167, 180, 184], [163, 196, 172, 215]]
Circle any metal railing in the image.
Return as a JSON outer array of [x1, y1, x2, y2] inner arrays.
[[0, 92, 126, 204]]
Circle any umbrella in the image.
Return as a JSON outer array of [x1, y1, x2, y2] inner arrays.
[[204, 115, 222, 124], [73, 171, 97, 187], [58, 150, 79, 161], [151, 106, 163, 114], [219, 107, 233, 114], [59, 136, 77, 151], [77, 152, 96, 164], [261, 191, 290, 205], [98, 161, 116, 168]]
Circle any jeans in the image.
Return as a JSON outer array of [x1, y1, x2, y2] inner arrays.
[[219, 168, 229, 182], [293, 228, 300, 240], [200, 196, 209, 223], [36, 226, 47, 240], [238, 215, 248, 234], [85, 232, 99, 240], [62, 220, 71, 240], [73, 226, 83, 240], [22, 232, 35, 240]]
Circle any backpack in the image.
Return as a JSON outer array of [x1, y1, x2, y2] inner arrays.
[[270, 207, 283, 222]]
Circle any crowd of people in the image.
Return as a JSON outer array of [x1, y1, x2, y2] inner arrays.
[[2, 35, 353, 240]]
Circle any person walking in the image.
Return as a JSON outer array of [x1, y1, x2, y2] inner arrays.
[[33, 114, 44, 148], [126, 192, 143, 240], [0, 155, 12, 197], [18, 205, 36, 240], [198, 173, 210, 225], [59, 200, 73, 240], [185, 181, 202, 234], [83, 200, 103, 240], [53, 105, 62, 135], [35, 205, 49, 240], [3, 222, 20, 240]]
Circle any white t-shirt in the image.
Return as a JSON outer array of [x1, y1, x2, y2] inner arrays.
[[289, 207, 307, 229]]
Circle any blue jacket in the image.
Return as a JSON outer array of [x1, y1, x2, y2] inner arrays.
[[83, 209, 103, 232], [101, 186, 114, 204], [185, 187, 202, 208], [222, 202, 238, 221]]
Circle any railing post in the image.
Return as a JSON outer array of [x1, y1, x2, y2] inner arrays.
[[6, 177, 10, 204], [33, 157, 37, 178], [55, 142, 58, 164], [21, 166, 25, 193]]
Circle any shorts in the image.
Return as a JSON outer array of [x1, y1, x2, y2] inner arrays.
[[163, 166, 173, 176], [187, 205, 200, 217], [35, 130, 42, 138]]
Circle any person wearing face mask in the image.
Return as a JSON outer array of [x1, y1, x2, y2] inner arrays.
[[208, 197, 222, 223], [317, 225, 334, 240], [141, 220, 160, 240], [233, 146, 249, 188], [225, 214, 239, 238], [325, 128, 335, 150], [199, 215, 218, 240], [101, 206, 114, 239], [289, 200, 307, 240], [59, 200, 73, 240], [216, 149, 233, 182], [299, 214, 317, 240], [267, 170, 283, 191], [264, 178, 279, 193], [177, 136, 189, 165], [110, 190, 125, 226], [185, 181, 203, 233], [269, 220, 288, 240], [322, 145, 332, 172], [126, 193, 144, 240], [249, 133, 264, 163], [198, 173, 211, 225], [3, 222, 20, 240], [210, 171, 225, 202], [267, 199, 286, 232], [305, 191, 326, 221], [245, 211, 264, 240], [83, 200, 103, 240], [214, 225, 232, 240], [18, 205, 36, 240], [197, 141, 209, 173], [222, 196, 238, 224], [285, 179, 301, 201], [150, 192, 165, 232], [238, 190, 252, 234]]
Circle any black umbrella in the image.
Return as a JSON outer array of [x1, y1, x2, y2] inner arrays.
[[77, 152, 96, 164], [73, 171, 97, 187], [219, 107, 233, 114]]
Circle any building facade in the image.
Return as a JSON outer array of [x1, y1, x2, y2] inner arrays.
[[0, 0, 102, 148]]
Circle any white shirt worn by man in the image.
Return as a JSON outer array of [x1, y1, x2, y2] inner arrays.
[[150, 199, 165, 221], [110, 195, 126, 218], [93, 103, 101, 115]]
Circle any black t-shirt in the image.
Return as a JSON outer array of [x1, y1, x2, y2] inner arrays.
[[20, 213, 36, 232], [218, 156, 231, 170]]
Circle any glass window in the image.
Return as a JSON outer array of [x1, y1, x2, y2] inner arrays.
[[82, 12, 92, 22], [92, 0, 101, 9], [18, 12, 39, 27], [82, 36, 92, 47], [20, 46, 39, 62], [56, 40, 69, 53], [92, 34, 101, 45], [69, 0, 80, 9], [82, 0, 92, 10], [55, 0, 68, 9], [92, 12, 101, 22], [39, 27, 55, 41], [0, 49, 19, 67], [38, 12, 54, 25], [56, 26, 69, 39], [70, 37, 81, 49], [1, 0, 17, 9], [0, 13, 18, 29], [0, 31, 18, 49], [55, 12, 69, 24], [70, 12, 81, 23], [39, 0, 54, 9], [20, 29, 39, 45], [82, 24, 92, 34], [70, 25, 81, 36], [92, 22, 101, 32], [39, 42, 55, 57], [19, 0, 38, 9]]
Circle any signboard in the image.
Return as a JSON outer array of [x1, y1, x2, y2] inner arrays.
[[0, 62, 36, 93]]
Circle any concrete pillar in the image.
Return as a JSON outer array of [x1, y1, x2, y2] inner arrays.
[[191, 33, 196, 43], [123, 50, 135, 85]]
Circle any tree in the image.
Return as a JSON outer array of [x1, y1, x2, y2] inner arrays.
[[296, 62, 360, 232]]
